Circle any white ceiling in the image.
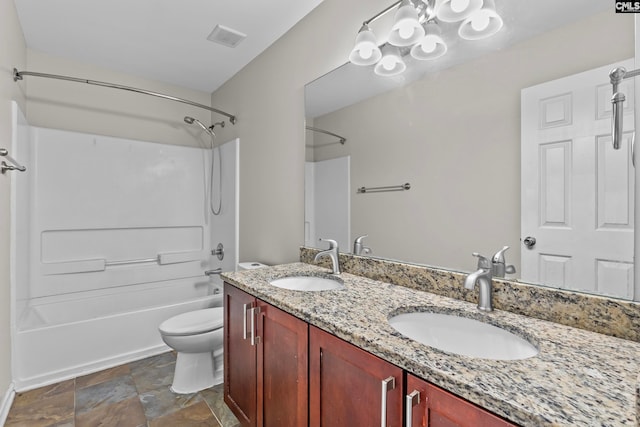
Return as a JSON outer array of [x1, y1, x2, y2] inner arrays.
[[13, 0, 325, 93]]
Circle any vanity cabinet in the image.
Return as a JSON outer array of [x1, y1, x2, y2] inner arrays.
[[225, 283, 516, 427], [309, 326, 403, 426], [406, 374, 516, 427], [224, 284, 308, 427]]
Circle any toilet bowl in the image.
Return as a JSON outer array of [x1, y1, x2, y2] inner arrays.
[[159, 307, 224, 394]]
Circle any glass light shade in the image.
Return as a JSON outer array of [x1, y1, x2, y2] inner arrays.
[[410, 21, 447, 60], [349, 24, 382, 66], [388, 0, 425, 47], [434, 0, 482, 22], [374, 45, 406, 77], [458, 0, 503, 40]]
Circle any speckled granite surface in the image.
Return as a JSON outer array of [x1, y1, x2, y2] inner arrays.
[[222, 262, 640, 427], [301, 247, 640, 343]]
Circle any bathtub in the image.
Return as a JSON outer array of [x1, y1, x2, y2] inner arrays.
[[13, 277, 222, 391]]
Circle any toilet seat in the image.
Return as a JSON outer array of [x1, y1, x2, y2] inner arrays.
[[159, 307, 223, 336]]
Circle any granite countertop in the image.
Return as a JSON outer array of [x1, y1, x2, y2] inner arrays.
[[221, 262, 640, 426]]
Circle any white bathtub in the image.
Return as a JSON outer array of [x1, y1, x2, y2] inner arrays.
[[13, 277, 222, 391]]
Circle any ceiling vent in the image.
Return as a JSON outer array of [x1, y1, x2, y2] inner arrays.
[[207, 24, 247, 48]]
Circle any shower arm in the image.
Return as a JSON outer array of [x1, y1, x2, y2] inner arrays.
[[13, 68, 237, 125]]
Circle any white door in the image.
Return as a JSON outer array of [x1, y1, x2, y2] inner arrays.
[[304, 157, 351, 250], [521, 59, 635, 299]]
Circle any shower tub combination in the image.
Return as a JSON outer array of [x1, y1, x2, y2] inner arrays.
[[10, 103, 239, 390], [14, 279, 222, 390]]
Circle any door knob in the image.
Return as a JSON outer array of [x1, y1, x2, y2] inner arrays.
[[523, 236, 536, 249]]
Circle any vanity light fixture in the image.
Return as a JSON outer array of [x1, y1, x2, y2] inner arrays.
[[348, 0, 503, 77]]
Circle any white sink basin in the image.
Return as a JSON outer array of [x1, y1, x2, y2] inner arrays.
[[269, 276, 344, 291], [389, 312, 538, 360]]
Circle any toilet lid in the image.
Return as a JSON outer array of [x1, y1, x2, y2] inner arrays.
[[159, 307, 224, 336]]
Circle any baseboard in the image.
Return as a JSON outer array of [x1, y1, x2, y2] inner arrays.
[[13, 344, 170, 393], [0, 382, 16, 426]]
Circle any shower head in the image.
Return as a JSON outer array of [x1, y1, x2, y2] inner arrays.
[[184, 116, 215, 138]]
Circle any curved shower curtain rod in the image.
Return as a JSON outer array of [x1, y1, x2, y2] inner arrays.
[[305, 126, 346, 145], [13, 68, 237, 125]]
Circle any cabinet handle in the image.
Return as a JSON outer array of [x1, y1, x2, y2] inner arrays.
[[380, 376, 395, 427], [249, 306, 261, 346], [249, 307, 256, 345], [242, 303, 250, 340], [405, 390, 420, 427]]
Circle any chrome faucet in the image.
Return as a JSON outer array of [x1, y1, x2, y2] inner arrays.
[[353, 235, 371, 255], [314, 238, 341, 274], [464, 253, 493, 311], [491, 246, 516, 278]]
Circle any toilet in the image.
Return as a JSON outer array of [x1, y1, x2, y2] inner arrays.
[[159, 262, 268, 394], [159, 307, 224, 394]]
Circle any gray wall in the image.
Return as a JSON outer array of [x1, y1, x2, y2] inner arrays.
[[210, 0, 396, 265]]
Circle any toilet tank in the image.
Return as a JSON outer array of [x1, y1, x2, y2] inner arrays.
[[238, 262, 269, 271]]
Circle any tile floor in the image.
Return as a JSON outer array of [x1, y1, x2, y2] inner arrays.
[[5, 352, 240, 427]]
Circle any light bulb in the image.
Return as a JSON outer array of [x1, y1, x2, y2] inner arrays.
[[410, 21, 447, 61], [436, 0, 482, 23], [374, 45, 406, 76], [389, 0, 424, 46], [382, 58, 395, 71], [421, 36, 437, 53], [360, 46, 373, 59], [450, 0, 470, 13], [458, 2, 503, 41], [349, 24, 382, 66], [471, 10, 490, 31], [399, 24, 415, 40]]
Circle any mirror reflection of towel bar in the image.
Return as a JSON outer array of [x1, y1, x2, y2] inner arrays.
[[357, 183, 410, 193]]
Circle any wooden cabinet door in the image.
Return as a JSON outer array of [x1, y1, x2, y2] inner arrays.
[[309, 326, 403, 427], [406, 374, 517, 427], [224, 284, 257, 426], [256, 300, 308, 427]]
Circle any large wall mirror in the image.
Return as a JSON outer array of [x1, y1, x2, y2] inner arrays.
[[304, 0, 640, 301]]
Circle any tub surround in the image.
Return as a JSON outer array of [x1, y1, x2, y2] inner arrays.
[[221, 262, 640, 426], [301, 247, 640, 342]]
